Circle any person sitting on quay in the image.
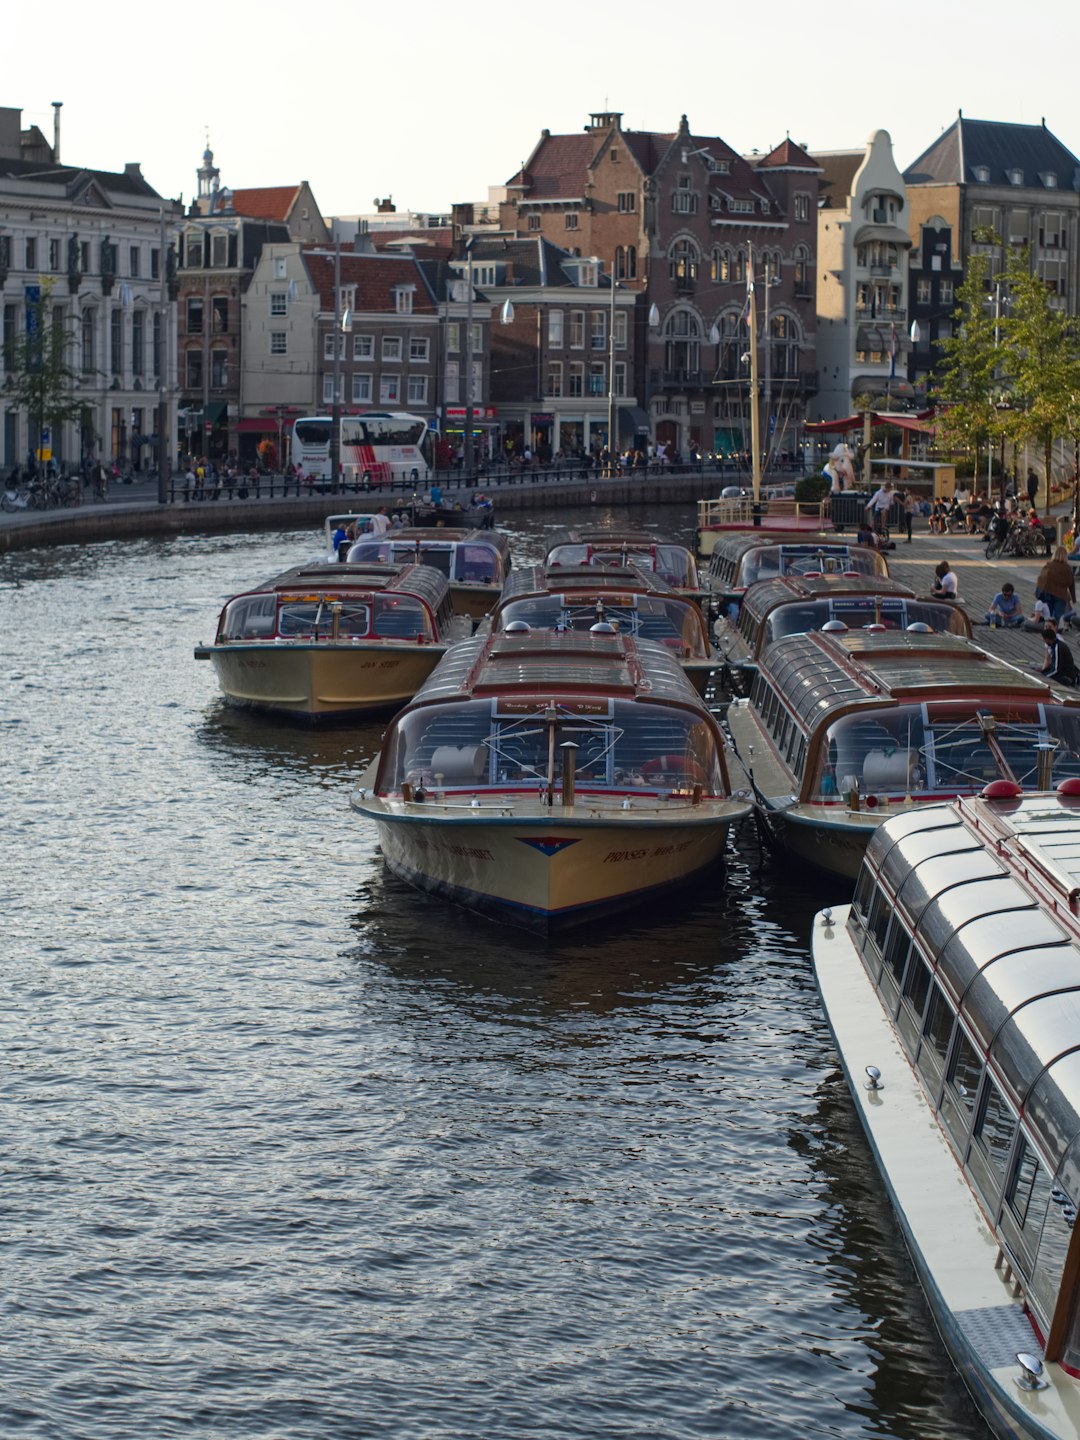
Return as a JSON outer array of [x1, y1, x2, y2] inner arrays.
[[1035, 618, 1079, 685], [1035, 546, 1077, 626], [986, 582, 1024, 628], [931, 559, 958, 598]]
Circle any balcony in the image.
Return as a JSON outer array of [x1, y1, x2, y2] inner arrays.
[[650, 368, 708, 389]]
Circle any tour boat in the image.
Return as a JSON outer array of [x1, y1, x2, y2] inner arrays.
[[715, 573, 972, 696], [194, 561, 470, 721], [344, 526, 512, 619], [703, 531, 889, 620], [696, 493, 828, 555], [321, 512, 385, 560], [488, 562, 718, 695], [544, 528, 704, 603], [351, 628, 751, 932], [725, 628, 1080, 878], [813, 790, 1080, 1440]]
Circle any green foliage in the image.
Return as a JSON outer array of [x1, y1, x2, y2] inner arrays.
[[5, 279, 91, 450], [931, 244, 1080, 483], [794, 473, 830, 503]]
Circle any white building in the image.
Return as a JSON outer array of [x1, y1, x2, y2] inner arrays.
[[0, 105, 182, 473], [812, 130, 914, 422]]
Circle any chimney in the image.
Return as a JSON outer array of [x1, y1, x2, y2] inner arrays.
[[51, 101, 61, 163]]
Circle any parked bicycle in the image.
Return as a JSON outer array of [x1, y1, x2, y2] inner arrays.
[[985, 519, 1052, 559]]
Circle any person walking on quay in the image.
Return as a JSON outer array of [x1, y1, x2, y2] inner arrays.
[[1028, 467, 1040, 508], [1035, 618, 1079, 685], [897, 488, 915, 542], [1035, 546, 1076, 626], [931, 559, 958, 599]]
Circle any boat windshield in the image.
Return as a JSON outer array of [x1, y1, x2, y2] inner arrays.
[[497, 597, 708, 656], [765, 599, 965, 645], [218, 590, 430, 641], [811, 704, 1080, 800], [741, 548, 881, 586], [548, 543, 697, 587], [380, 697, 723, 794]]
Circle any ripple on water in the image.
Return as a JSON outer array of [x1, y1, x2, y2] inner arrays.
[[0, 519, 986, 1440]]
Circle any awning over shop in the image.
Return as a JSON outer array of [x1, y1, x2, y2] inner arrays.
[[236, 417, 278, 433], [617, 405, 651, 439], [807, 409, 935, 433]]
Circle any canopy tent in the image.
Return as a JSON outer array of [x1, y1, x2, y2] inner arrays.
[[806, 411, 937, 435]]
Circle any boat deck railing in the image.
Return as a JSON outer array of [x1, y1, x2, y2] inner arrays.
[[697, 495, 829, 531]]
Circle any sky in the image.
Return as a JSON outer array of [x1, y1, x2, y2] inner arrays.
[[10, 0, 1080, 219]]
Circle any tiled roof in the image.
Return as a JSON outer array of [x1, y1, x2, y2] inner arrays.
[[905, 117, 1080, 188], [812, 150, 864, 208], [228, 185, 302, 221], [303, 251, 437, 315], [507, 132, 598, 199], [757, 138, 820, 171]]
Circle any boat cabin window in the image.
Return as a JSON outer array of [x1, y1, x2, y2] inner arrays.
[[897, 952, 933, 1053], [865, 887, 891, 962], [371, 597, 430, 639], [940, 1024, 983, 1147], [458, 544, 500, 584], [497, 598, 703, 654], [346, 540, 394, 564], [916, 979, 955, 1093], [880, 919, 912, 1012], [851, 864, 875, 928], [1004, 1138, 1057, 1278], [219, 592, 277, 640], [969, 1078, 1019, 1209], [382, 698, 723, 795]]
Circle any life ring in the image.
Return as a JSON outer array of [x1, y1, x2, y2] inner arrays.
[[642, 755, 707, 783]]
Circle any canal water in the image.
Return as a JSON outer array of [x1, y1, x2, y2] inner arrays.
[[1, 504, 987, 1439]]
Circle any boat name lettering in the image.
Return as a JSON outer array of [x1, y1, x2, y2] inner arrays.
[[604, 841, 694, 863], [413, 837, 494, 862]]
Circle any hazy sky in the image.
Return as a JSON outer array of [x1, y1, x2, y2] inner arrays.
[[11, 0, 1078, 218]]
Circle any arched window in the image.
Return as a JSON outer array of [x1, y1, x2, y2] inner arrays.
[[734, 250, 746, 283], [663, 309, 702, 379], [719, 308, 743, 379], [616, 245, 637, 280], [668, 239, 700, 283], [767, 313, 801, 379]]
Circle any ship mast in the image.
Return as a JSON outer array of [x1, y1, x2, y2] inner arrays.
[[748, 242, 762, 506]]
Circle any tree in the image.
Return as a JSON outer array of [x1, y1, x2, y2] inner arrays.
[[999, 245, 1080, 490], [5, 279, 92, 467], [930, 248, 1000, 479]]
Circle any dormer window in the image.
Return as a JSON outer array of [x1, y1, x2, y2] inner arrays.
[[1008, 169, 1023, 186], [1042, 171, 1058, 188], [394, 285, 415, 315], [578, 261, 598, 287], [973, 165, 990, 183]]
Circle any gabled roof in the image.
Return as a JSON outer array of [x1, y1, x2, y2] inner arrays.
[[228, 185, 303, 221], [757, 138, 821, 172], [0, 156, 161, 199], [461, 235, 602, 288], [302, 250, 438, 315], [905, 117, 1080, 188]]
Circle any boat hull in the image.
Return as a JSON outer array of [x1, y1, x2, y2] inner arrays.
[[814, 907, 1072, 1440], [198, 642, 445, 720], [353, 793, 748, 933]]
